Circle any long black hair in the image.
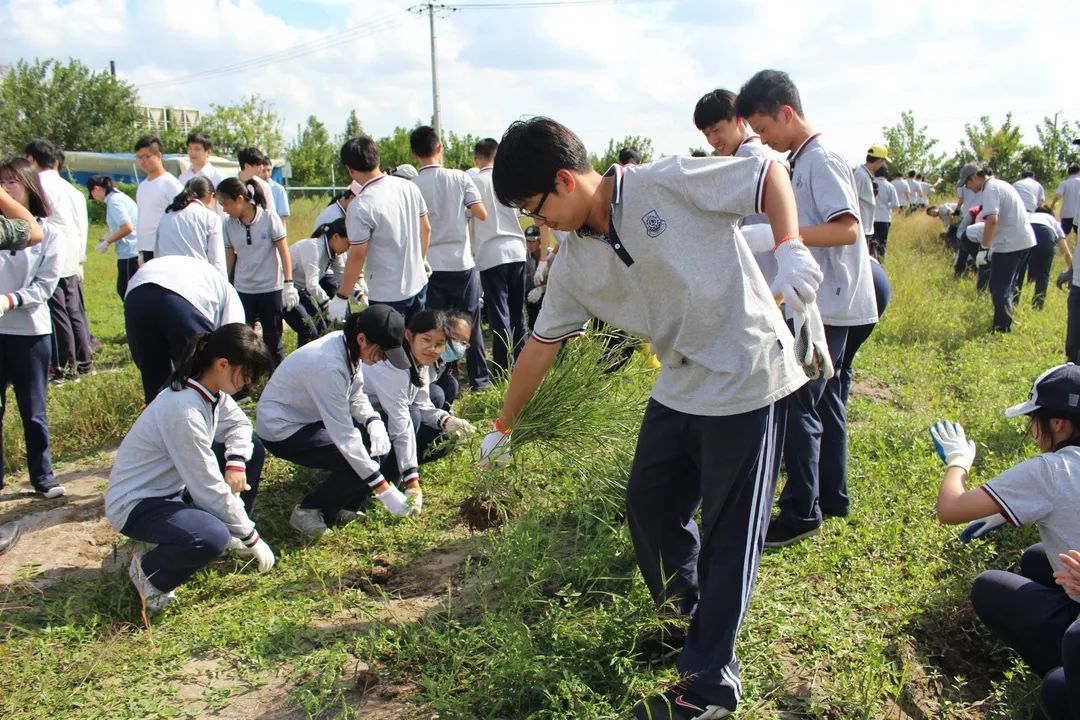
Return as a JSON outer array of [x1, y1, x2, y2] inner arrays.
[[327, 188, 354, 207], [1030, 409, 1080, 452], [166, 176, 216, 213], [0, 157, 51, 218], [169, 323, 273, 392], [314, 217, 348, 244], [216, 176, 266, 209], [403, 309, 452, 388]]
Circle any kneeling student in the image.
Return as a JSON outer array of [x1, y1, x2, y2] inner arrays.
[[257, 305, 415, 539], [105, 324, 276, 614]]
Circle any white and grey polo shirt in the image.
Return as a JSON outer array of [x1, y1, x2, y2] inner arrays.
[[412, 164, 483, 272], [346, 174, 428, 303], [980, 178, 1037, 253]]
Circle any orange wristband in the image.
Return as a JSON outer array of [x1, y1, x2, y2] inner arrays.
[[493, 417, 512, 435], [776, 233, 801, 247]]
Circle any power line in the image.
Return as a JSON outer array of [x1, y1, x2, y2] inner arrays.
[[448, 0, 671, 8]]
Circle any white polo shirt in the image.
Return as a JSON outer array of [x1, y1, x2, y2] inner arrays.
[[853, 165, 876, 234], [980, 178, 1037, 253], [532, 156, 806, 417], [1013, 177, 1045, 213], [136, 173, 183, 253], [126, 255, 245, 327], [312, 200, 347, 235], [411, 164, 483, 272], [1059, 176, 1080, 219], [789, 134, 878, 327], [874, 177, 898, 223], [891, 178, 909, 207], [154, 201, 226, 276], [178, 163, 224, 189], [223, 206, 287, 294], [37, 169, 88, 278], [470, 167, 526, 272], [346, 174, 428, 303]]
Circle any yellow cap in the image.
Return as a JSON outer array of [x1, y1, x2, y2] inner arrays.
[[867, 144, 890, 160]]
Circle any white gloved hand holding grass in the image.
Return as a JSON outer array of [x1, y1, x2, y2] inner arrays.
[[328, 295, 349, 322], [771, 238, 822, 313], [281, 281, 300, 312], [405, 487, 423, 517], [479, 425, 512, 467], [234, 534, 275, 573], [443, 415, 477, 440], [929, 420, 976, 473], [376, 485, 411, 517]]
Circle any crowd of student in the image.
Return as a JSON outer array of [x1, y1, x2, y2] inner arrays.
[[1, 67, 1079, 719]]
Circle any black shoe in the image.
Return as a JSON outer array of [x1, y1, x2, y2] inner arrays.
[[763, 518, 819, 548], [822, 506, 849, 519], [0, 522, 21, 555], [632, 615, 690, 667], [632, 681, 732, 719]]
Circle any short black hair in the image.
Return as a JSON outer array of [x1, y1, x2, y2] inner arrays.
[[474, 137, 498, 161], [25, 138, 61, 169], [409, 126, 440, 157], [237, 147, 265, 168], [1022, 170, 1035, 179], [618, 147, 642, 165], [134, 135, 163, 154], [908, 170, 916, 178], [735, 69, 803, 118], [86, 175, 116, 195], [340, 136, 380, 173], [492, 117, 591, 208], [690, 149, 709, 158], [874, 165, 888, 178], [1069, 164, 1080, 176], [693, 88, 738, 129], [186, 132, 212, 151]]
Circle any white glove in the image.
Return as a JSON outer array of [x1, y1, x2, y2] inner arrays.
[[960, 513, 1008, 543], [975, 248, 991, 267], [281, 281, 300, 312], [527, 287, 545, 304], [95, 239, 110, 254], [534, 260, 548, 285], [405, 487, 423, 517], [791, 300, 834, 381], [352, 279, 368, 301], [739, 224, 776, 254], [443, 415, 477, 440], [0, 294, 11, 318], [423, 259, 433, 278], [771, 238, 822, 313], [366, 419, 391, 456], [479, 428, 512, 467], [235, 535, 276, 573], [929, 420, 977, 473], [376, 485, 411, 517], [328, 295, 349, 322]]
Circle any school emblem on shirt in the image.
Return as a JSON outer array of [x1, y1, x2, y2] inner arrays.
[[641, 209, 667, 237]]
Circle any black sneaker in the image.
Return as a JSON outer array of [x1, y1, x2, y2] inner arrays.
[[631, 682, 732, 719], [763, 518, 819, 548]]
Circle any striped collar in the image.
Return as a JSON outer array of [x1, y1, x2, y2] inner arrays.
[[603, 163, 626, 206], [741, 134, 762, 147], [185, 378, 219, 408], [239, 204, 263, 230], [478, 166, 493, 174], [357, 174, 388, 193], [788, 133, 822, 167], [419, 163, 442, 171]]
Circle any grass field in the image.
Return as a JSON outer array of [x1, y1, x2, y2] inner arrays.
[[0, 203, 1071, 719]]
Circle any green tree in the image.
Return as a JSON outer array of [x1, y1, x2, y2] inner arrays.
[[376, 126, 415, 170], [286, 115, 336, 186], [443, 131, 481, 170], [590, 135, 655, 172], [0, 58, 141, 154], [882, 111, 944, 178], [199, 94, 283, 157], [344, 109, 364, 139], [1024, 114, 1080, 186], [958, 114, 1026, 180]]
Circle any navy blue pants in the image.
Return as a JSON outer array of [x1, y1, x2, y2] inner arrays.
[[120, 438, 264, 593], [1027, 224, 1058, 309], [955, 235, 981, 278], [0, 334, 54, 492], [116, 257, 140, 300], [426, 269, 490, 389], [1067, 286, 1080, 363], [371, 285, 427, 326], [431, 365, 459, 410], [1064, 218, 1075, 237], [479, 262, 527, 375], [626, 397, 786, 710], [779, 324, 849, 528], [261, 420, 381, 522], [125, 284, 215, 404], [989, 247, 1030, 333], [239, 290, 284, 366], [282, 287, 326, 347], [971, 545, 1080, 720], [49, 274, 93, 375], [872, 221, 891, 259]]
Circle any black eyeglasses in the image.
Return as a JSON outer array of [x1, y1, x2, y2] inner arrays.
[[520, 190, 550, 222]]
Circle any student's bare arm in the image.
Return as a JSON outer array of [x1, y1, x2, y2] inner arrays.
[[226, 246, 236, 275], [1059, 237, 1073, 267], [467, 201, 488, 222], [340, 243, 368, 296], [274, 238, 293, 282], [420, 214, 431, 257], [106, 222, 135, 244], [800, 213, 859, 248], [937, 466, 1003, 524], [496, 338, 562, 428], [980, 214, 998, 247], [761, 166, 799, 245], [0, 187, 42, 246]]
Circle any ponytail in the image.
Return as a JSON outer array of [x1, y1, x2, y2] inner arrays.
[[169, 323, 274, 392], [215, 176, 266, 209], [166, 176, 215, 214], [315, 217, 348, 242]]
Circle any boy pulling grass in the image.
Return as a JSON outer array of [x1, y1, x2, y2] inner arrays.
[[478, 116, 822, 719]]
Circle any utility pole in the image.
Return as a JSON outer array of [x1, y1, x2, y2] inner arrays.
[[411, 3, 454, 137]]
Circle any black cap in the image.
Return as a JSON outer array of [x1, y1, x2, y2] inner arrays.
[[1005, 364, 1080, 418], [525, 225, 541, 238], [348, 305, 409, 369]]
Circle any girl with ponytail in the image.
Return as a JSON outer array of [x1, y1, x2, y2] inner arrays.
[[87, 175, 140, 298], [284, 217, 350, 346], [153, 176, 226, 276], [216, 177, 296, 366], [105, 323, 276, 614]]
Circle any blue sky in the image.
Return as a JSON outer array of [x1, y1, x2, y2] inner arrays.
[[3, 0, 1079, 173]]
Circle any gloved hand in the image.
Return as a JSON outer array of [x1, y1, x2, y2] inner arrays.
[[352, 279, 368, 302], [95, 239, 110, 254], [1057, 268, 1074, 291], [328, 295, 349, 321], [929, 420, 976, 472], [0, 294, 12, 318], [405, 487, 423, 517], [960, 513, 1008, 543], [423, 259, 433, 278], [235, 534, 275, 573], [534, 260, 548, 285], [366, 419, 391, 456], [771, 238, 822, 313], [739, 224, 776, 254], [791, 300, 834, 381], [281, 281, 300, 312], [443, 415, 477, 440], [479, 427, 512, 467], [975, 248, 991, 268], [375, 485, 411, 517], [527, 287, 545, 304]]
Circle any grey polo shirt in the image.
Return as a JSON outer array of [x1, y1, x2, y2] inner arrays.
[[1013, 177, 1045, 212], [789, 134, 877, 327], [874, 177, 898, 223], [346, 174, 428, 303], [412, 164, 483, 272], [980, 178, 1036, 253], [853, 165, 876, 235], [223, 206, 287, 294], [470, 167, 527, 271], [154, 201, 226, 276], [532, 156, 806, 417]]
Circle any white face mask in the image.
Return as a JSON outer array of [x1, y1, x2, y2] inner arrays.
[[440, 340, 466, 363]]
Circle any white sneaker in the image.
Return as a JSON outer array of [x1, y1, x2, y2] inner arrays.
[[128, 553, 176, 614], [37, 485, 66, 499], [289, 506, 328, 538]]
